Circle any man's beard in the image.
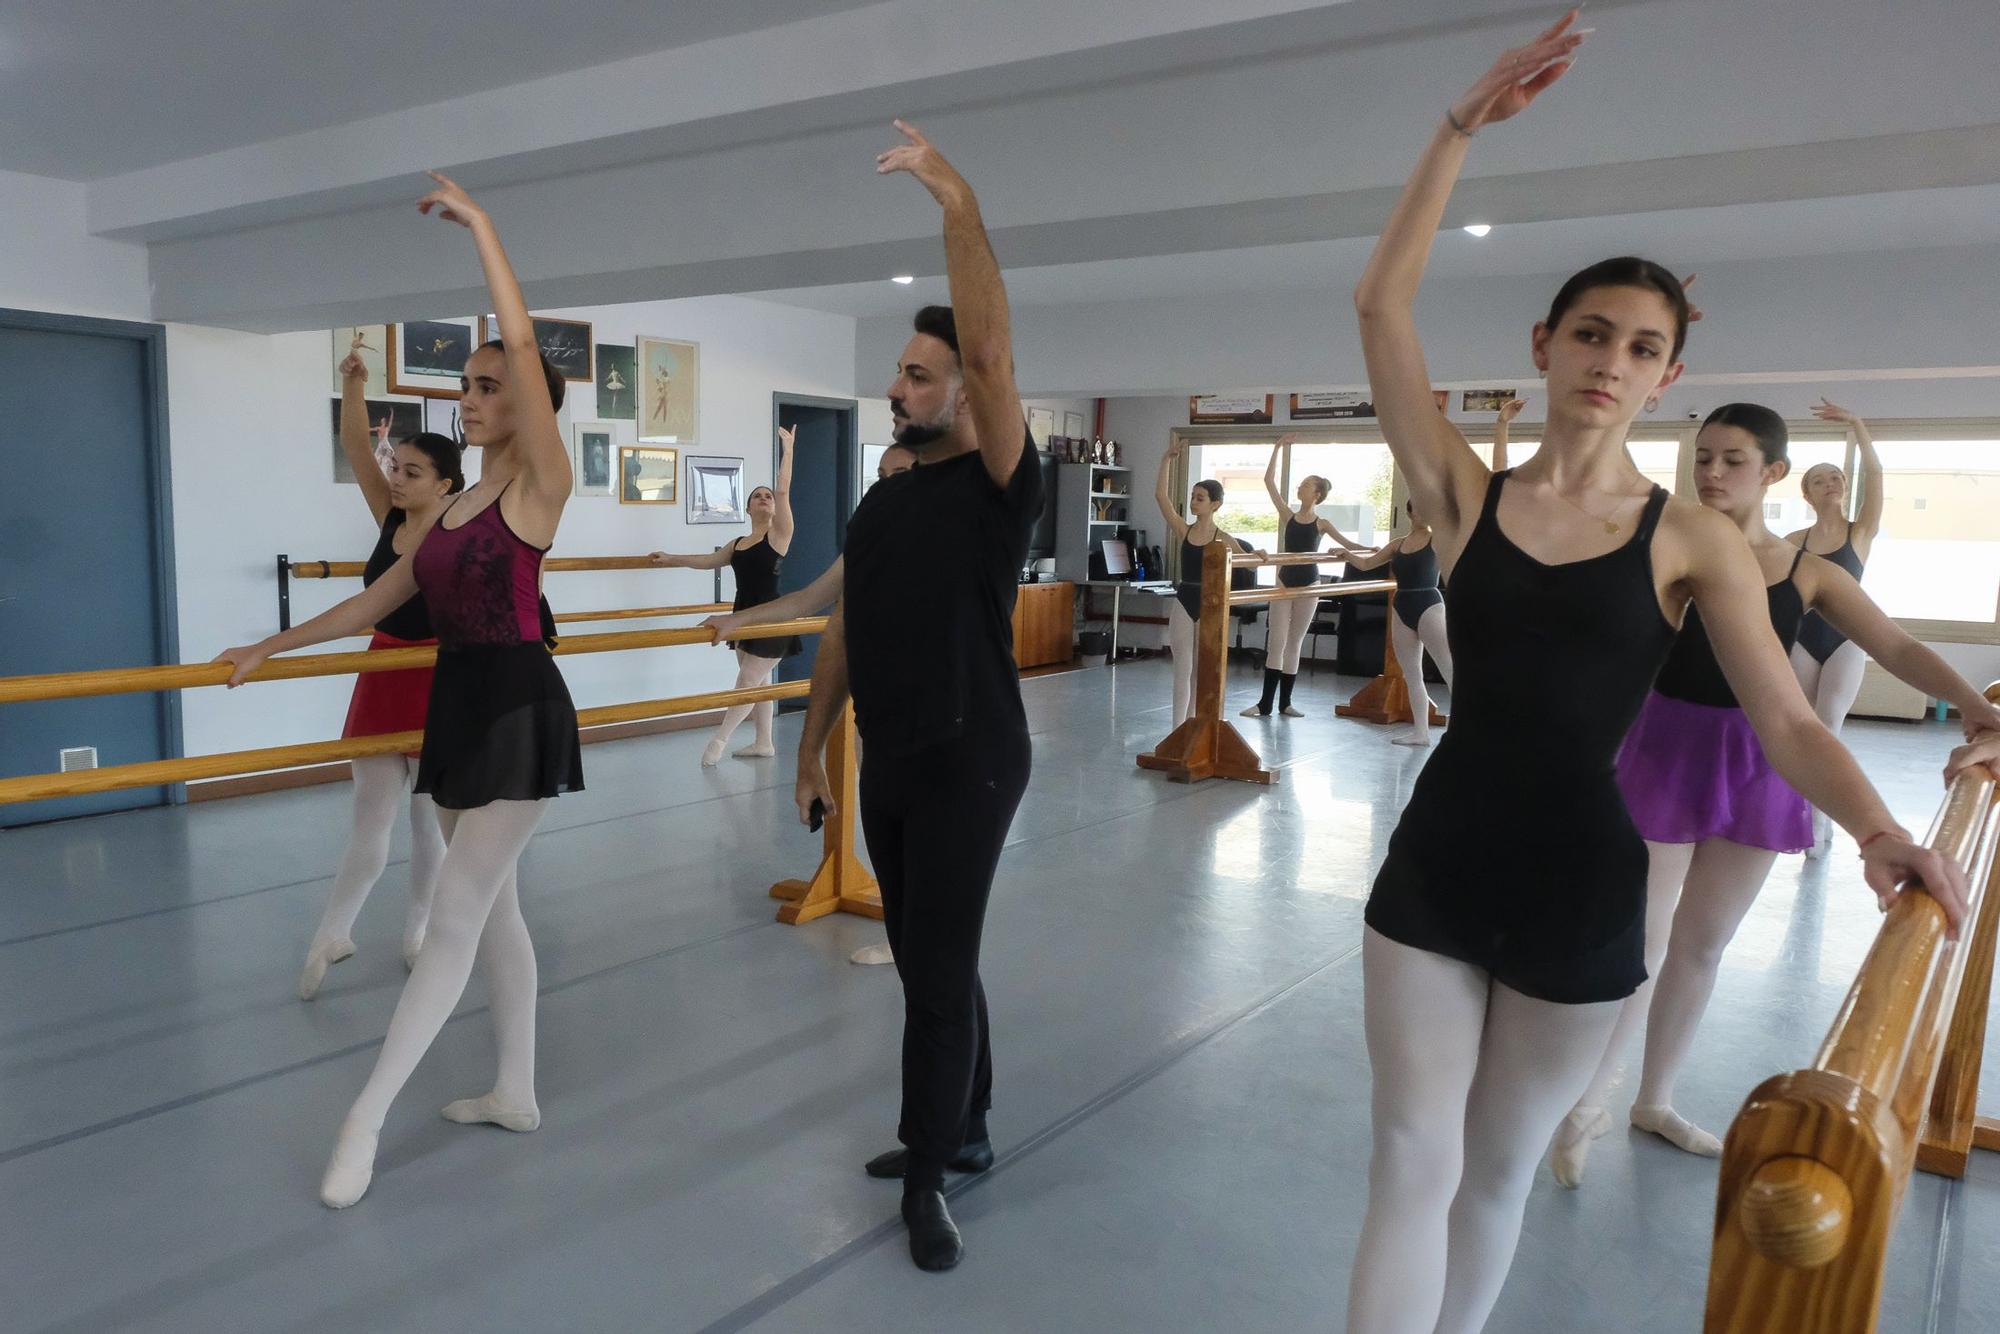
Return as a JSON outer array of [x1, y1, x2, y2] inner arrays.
[[893, 418, 951, 450]]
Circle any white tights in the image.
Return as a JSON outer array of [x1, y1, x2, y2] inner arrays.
[[704, 648, 779, 764], [1790, 639, 1867, 848], [1555, 837, 1777, 1181], [1264, 594, 1317, 676], [307, 754, 444, 964], [1168, 600, 1197, 727], [342, 798, 546, 1135], [1390, 603, 1454, 746], [1347, 929, 1621, 1334]]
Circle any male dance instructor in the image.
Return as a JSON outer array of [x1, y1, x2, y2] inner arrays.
[[794, 120, 1041, 1272]]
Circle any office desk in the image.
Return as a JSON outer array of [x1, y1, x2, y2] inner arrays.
[[1080, 580, 1168, 664]]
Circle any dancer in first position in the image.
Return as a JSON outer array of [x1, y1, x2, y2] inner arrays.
[[1242, 435, 1375, 718], [1785, 398, 1886, 854], [1344, 17, 1966, 1331], [297, 340, 461, 999], [1155, 442, 1237, 728], [1550, 403, 1999, 1184], [220, 173, 584, 1207], [651, 426, 800, 765]]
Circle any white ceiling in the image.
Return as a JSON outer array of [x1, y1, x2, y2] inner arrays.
[[0, 0, 879, 179], [9, 0, 2000, 339]]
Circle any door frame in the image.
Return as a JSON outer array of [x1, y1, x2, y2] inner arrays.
[[1, 307, 184, 803], [770, 391, 860, 543]]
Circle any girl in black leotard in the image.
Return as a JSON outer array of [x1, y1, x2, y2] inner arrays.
[[1783, 399, 1885, 854], [651, 427, 798, 766], [1154, 440, 1237, 728], [1243, 434, 1379, 718], [1372, 498, 1455, 747], [296, 341, 462, 1001], [1343, 20, 1968, 1331]]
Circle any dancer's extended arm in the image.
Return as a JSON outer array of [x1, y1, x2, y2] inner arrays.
[[1491, 396, 1524, 473], [649, 544, 735, 570], [702, 557, 844, 639], [1805, 559, 2000, 735], [1263, 435, 1296, 520], [1815, 399, 1884, 553], [794, 599, 850, 824], [337, 337, 393, 524], [1156, 441, 1189, 540], [214, 558, 418, 685], [771, 425, 797, 552]]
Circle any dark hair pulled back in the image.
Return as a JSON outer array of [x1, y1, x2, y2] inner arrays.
[[1546, 257, 1690, 360], [477, 339, 566, 411], [401, 431, 465, 494], [1700, 403, 1788, 466]]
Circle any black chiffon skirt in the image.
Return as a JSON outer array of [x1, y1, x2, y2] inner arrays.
[[416, 643, 584, 810]]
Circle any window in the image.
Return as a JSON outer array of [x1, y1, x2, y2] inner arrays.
[[859, 443, 890, 501], [1186, 438, 1396, 584], [1860, 437, 2000, 629]]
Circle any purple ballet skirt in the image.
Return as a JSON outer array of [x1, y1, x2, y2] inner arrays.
[[1615, 690, 1812, 853]]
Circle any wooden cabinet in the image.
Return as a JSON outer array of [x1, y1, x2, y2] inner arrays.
[[1011, 580, 1075, 670]]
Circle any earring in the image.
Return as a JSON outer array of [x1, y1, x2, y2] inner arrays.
[[1644, 396, 1660, 414], [1537, 369, 1547, 380]]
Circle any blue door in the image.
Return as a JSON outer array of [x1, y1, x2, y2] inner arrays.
[[772, 396, 856, 695], [0, 312, 178, 826]]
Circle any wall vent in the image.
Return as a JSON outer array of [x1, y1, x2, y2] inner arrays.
[[59, 747, 99, 773]]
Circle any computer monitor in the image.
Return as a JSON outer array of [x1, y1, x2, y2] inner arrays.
[[1100, 539, 1132, 576]]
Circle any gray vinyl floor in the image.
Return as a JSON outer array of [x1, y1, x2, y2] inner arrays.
[[2, 658, 1996, 1333]]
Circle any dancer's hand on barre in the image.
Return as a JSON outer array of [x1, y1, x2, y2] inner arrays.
[[1446, 9, 1587, 135], [1859, 830, 1968, 938], [213, 643, 270, 689], [1945, 732, 2000, 784], [417, 171, 487, 229], [1960, 696, 2000, 740], [699, 611, 745, 641], [795, 758, 835, 827]]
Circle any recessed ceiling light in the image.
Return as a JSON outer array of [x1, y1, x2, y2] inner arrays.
[[1462, 223, 1492, 238], [891, 275, 915, 284]]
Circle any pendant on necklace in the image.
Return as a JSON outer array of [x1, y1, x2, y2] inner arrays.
[[1603, 520, 1619, 535]]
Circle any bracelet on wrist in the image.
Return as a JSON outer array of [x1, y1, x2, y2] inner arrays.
[[1445, 107, 1477, 138], [1858, 829, 1897, 853]]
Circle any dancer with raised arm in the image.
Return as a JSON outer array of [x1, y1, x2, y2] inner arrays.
[[218, 174, 583, 1208], [1343, 17, 1966, 1331], [791, 122, 1042, 1271], [1551, 403, 1999, 1185], [1786, 398, 1887, 854], [1155, 442, 1237, 728]]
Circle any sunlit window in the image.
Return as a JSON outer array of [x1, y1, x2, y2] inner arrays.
[[1861, 438, 2000, 626]]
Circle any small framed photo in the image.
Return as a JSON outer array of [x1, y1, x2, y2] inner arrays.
[[387, 318, 478, 398], [1461, 388, 1519, 413], [685, 454, 745, 524], [1027, 407, 1054, 447], [332, 325, 388, 394], [573, 422, 616, 497], [618, 446, 679, 504], [422, 396, 462, 442], [1064, 410, 1086, 439], [1189, 393, 1274, 425], [331, 398, 421, 484], [637, 335, 700, 443], [482, 315, 594, 382], [595, 342, 635, 420]]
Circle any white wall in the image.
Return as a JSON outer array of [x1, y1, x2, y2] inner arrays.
[[171, 295, 857, 759], [0, 169, 150, 321]]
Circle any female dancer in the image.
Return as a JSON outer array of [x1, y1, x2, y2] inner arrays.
[[296, 343, 461, 1000], [1550, 403, 1998, 1184], [1364, 499, 1455, 747], [1154, 440, 1236, 727], [650, 426, 799, 765], [1344, 18, 1965, 1332], [1785, 399, 1886, 854], [1242, 434, 1375, 718], [219, 172, 583, 1208]]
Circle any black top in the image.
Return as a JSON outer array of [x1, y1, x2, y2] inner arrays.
[[364, 508, 434, 642], [1279, 516, 1323, 588], [1365, 471, 1678, 1005], [1654, 548, 1807, 708], [1175, 536, 1208, 618], [842, 432, 1044, 756], [730, 533, 785, 610], [1389, 539, 1440, 596], [1794, 522, 1865, 663]]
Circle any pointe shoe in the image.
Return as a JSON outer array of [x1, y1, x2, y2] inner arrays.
[[901, 1189, 964, 1272], [866, 1140, 994, 1179], [850, 942, 896, 966], [441, 1093, 541, 1133], [1240, 704, 1271, 718], [1390, 731, 1433, 747], [700, 737, 727, 767], [1550, 1106, 1612, 1188], [297, 938, 355, 1001], [1630, 1104, 1722, 1157], [1280, 705, 1305, 718], [401, 925, 427, 971], [733, 742, 777, 759], [320, 1124, 379, 1209]]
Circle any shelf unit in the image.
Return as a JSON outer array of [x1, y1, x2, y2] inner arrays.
[[1055, 462, 1140, 582]]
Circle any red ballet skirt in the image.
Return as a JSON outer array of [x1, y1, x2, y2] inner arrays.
[[342, 630, 436, 747]]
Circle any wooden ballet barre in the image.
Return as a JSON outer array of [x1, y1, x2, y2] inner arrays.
[[552, 603, 731, 624], [1224, 580, 1396, 606], [1137, 539, 1273, 785], [1227, 551, 1362, 568], [1704, 684, 2000, 1333], [0, 618, 827, 705], [288, 555, 679, 579]]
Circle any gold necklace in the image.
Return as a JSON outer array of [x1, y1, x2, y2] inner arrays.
[[1542, 481, 1630, 536]]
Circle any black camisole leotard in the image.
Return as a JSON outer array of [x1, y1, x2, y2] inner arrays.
[[1365, 470, 1679, 1005], [1389, 538, 1443, 632], [1793, 522, 1864, 665], [728, 534, 803, 660], [1279, 516, 1322, 589]]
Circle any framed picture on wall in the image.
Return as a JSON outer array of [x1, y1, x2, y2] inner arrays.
[[1027, 408, 1054, 447], [1189, 393, 1273, 424], [387, 318, 478, 398], [637, 335, 700, 443], [422, 396, 461, 443], [481, 315, 594, 382], [594, 343, 636, 420], [685, 454, 744, 524], [1064, 410, 1086, 439], [573, 423, 616, 497], [618, 446, 679, 504], [331, 325, 388, 394], [1289, 390, 1375, 421], [331, 398, 421, 484]]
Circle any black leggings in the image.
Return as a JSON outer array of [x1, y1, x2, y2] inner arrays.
[[858, 724, 1032, 1168]]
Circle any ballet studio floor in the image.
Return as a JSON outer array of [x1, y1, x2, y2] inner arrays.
[[4, 658, 1997, 1334]]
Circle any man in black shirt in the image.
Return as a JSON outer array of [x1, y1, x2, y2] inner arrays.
[[794, 120, 1042, 1273]]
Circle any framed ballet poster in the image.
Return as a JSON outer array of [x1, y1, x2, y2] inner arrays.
[[331, 325, 388, 394], [573, 422, 616, 498], [685, 454, 745, 524], [1189, 394, 1273, 425], [619, 446, 678, 504], [480, 315, 594, 382], [594, 343, 636, 420], [386, 318, 477, 398], [1028, 407, 1054, 447], [331, 397, 420, 484], [1289, 390, 1375, 421], [637, 335, 701, 443]]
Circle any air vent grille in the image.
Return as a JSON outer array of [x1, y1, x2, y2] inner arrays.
[[59, 747, 99, 773]]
